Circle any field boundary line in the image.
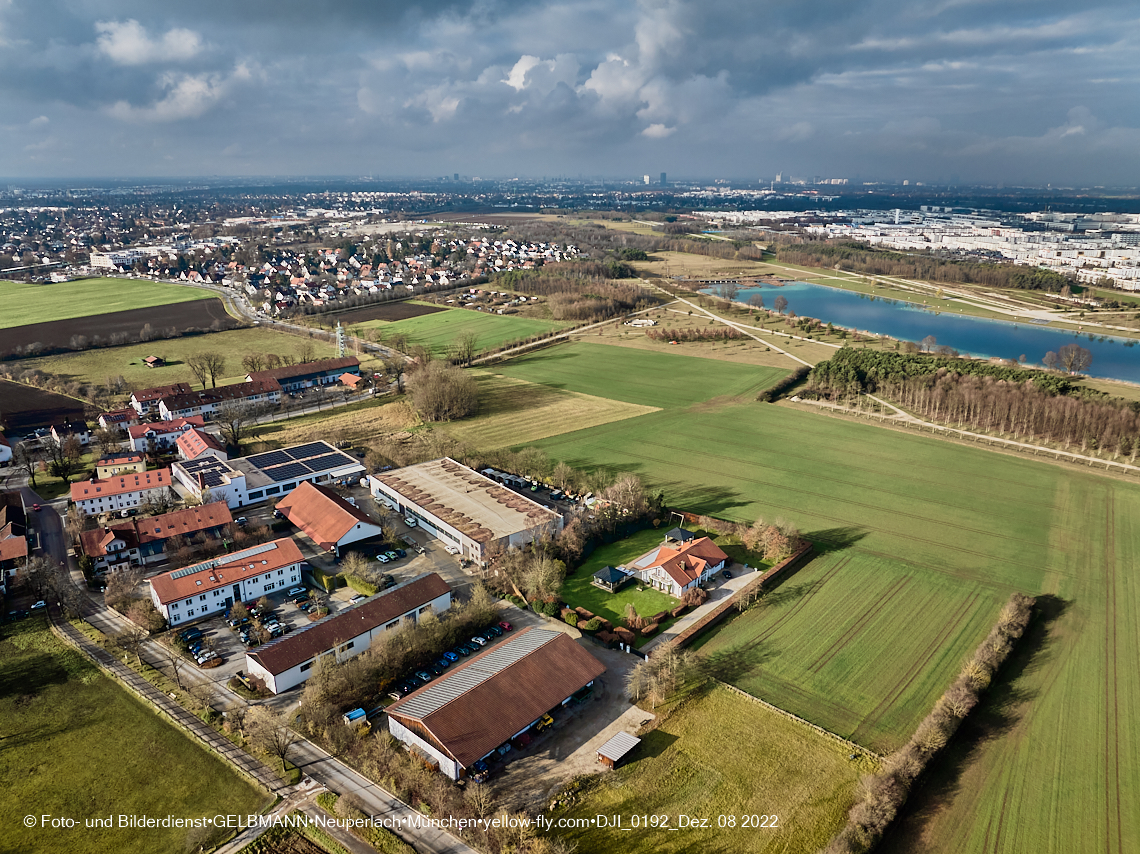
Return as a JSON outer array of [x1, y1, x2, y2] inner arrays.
[[712, 679, 881, 759], [47, 608, 285, 795]]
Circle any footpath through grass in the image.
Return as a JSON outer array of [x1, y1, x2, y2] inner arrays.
[[554, 683, 869, 854], [0, 277, 211, 329], [360, 308, 567, 355], [0, 617, 269, 854]]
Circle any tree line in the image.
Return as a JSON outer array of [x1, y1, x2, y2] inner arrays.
[[771, 237, 1074, 292]]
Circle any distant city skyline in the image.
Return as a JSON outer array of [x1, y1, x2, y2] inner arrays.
[[0, 1, 1136, 185]]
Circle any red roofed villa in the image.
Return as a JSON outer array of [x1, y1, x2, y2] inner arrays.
[[623, 532, 728, 597]]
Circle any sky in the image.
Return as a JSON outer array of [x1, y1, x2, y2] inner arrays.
[[1, 0, 1138, 185]]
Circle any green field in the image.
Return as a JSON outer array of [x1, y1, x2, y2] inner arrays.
[[22, 326, 346, 390], [485, 339, 1140, 854], [0, 277, 212, 329], [495, 341, 788, 409], [0, 619, 269, 854], [554, 684, 869, 854], [360, 308, 567, 354], [692, 550, 1006, 753]]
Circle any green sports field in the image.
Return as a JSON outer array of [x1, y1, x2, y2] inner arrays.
[[360, 308, 567, 354], [488, 339, 1138, 854], [0, 619, 269, 854], [0, 277, 211, 329], [554, 683, 869, 854]]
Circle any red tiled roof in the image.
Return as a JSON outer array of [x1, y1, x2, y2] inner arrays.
[[275, 481, 379, 551], [638, 537, 728, 588], [79, 524, 138, 558], [0, 520, 29, 562], [96, 453, 143, 467], [127, 416, 205, 439], [98, 408, 138, 425], [176, 427, 226, 459], [387, 629, 606, 769], [70, 468, 171, 502], [247, 356, 360, 383], [132, 383, 192, 404], [149, 537, 304, 605], [248, 573, 451, 675], [135, 501, 233, 545]]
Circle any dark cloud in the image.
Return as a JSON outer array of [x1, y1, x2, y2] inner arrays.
[[0, 0, 1137, 183]]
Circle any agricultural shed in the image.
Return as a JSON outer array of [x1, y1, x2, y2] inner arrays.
[[597, 732, 641, 769]]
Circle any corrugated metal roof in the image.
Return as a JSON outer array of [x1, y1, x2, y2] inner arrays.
[[170, 541, 279, 580], [597, 731, 641, 763], [395, 629, 559, 719]]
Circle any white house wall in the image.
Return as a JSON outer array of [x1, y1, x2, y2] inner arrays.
[[151, 561, 303, 627], [387, 717, 461, 779]]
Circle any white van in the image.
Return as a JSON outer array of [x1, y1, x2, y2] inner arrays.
[[404, 516, 418, 528]]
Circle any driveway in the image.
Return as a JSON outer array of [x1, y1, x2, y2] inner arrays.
[[641, 566, 760, 652]]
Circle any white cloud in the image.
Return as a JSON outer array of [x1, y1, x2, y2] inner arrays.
[[641, 122, 675, 138], [29, 115, 48, 126], [108, 64, 249, 123], [95, 19, 203, 66]]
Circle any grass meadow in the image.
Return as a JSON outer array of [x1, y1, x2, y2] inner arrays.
[[0, 618, 269, 854], [554, 683, 870, 854], [0, 277, 212, 329], [559, 527, 682, 624], [21, 326, 347, 391], [359, 308, 566, 355], [476, 338, 1140, 854]]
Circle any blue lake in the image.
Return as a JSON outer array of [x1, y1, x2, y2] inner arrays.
[[703, 281, 1140, 384]]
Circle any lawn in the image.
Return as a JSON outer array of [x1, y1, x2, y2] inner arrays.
[[553, 683, 869, 854], [30, 451, 96, 500], [560, 527, 682, 625], [0, 277, 211, 329], [21, 326, 350, 391], [0, 618, 269, 854], [495, 341, 787, 409], [359, 307, 567, 355], [692, 550, 1006, 753]]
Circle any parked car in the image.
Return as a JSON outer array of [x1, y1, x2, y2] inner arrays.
[[442, 651, 459, 663], [470, 635, 488, 647], [455, 643, 474, 656], [414, 670, 434, 683], [287, 586, 307, 597], [434, 658, 450, 671], [32, 503, 41, 512], [470, 759, 490, 782], [385, 550, 400, 561], [30, 600, 47, 611], [236, 517, 248, 526], [272, 508, 283, 518], [722, 570, 732, 580], [179, 627, 203, 641], [376, 554, 390, 563], [394, 548, 407, 558], [498, 621, 513, 632], [483, 624, 503, 638], [404, 516, 418, 527]]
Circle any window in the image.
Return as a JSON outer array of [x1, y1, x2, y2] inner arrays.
[[338, 641, 355, 653], [386, 621, 398, 630], [172, 602, 179, 610], [184, 598, 192, 606], [201, 606, 208, 613], [199, 595, 206, 602], [277, 569, 284, 575], [300, 662, 313, 672]]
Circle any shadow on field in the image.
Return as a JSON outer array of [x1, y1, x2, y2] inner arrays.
[[697, 642, 780, 685], [632, 729, 679, 762], [875, 593, 1070, 854], [804, 526, 868, 552]]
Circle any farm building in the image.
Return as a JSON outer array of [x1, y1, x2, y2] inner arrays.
[[70, 469, 173, 516], [149, 537, 305, 627], [158, 378, 282, 421], [624, 536, 728, 597], [95, 453, 145, 479], [246, 356, 361, 392], [386, 628, 605, 780], [596, 732, 641, 769], [245, 572, 452, 694], [79, 501, 233, 570], [274, 481, 383, 555], [142, 356, 166, 368], [176, 427, 228, 461], [127, 417, 205, 452], [368, 458, 562, 563], [130, 382, 193, 416]]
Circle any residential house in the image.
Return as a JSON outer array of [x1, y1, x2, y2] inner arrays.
[[97, 408, 140, 432], [130, 382, 193, 416], [176, 427, 228, 461], [50, 421, 91, 447], [624, 536, 728, 597], [148, 538, 305, 627], [127, 417, 205, 452], [80, 501, 233, 570], [70, 469, 173, 516], [95, 453, 146, 479], [0, 493, 28, 590], [157, 379, 282, 421]]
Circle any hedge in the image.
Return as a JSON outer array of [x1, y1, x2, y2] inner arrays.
[[344, 574, 378, 596], [305, 566, 343, 593], [641, 623, 659, 636]]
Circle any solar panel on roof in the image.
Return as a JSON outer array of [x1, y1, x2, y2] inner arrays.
[[284, 442, 328, 459], [303, 452, 349, 472], [249, 450, 291, 467], [395, 630, 558, 720], [270, 463, 310, 482]]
